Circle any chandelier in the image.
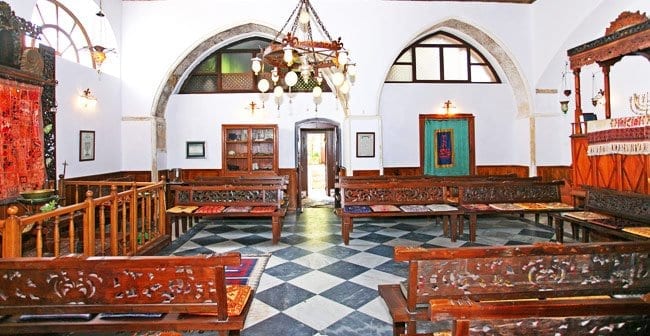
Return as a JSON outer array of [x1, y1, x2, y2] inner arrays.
[[251, 0, 356, 102]]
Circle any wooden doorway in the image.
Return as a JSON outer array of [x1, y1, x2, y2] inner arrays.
[[295, 118, 340, 212]]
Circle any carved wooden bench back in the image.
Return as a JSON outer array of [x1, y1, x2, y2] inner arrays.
[[395, 241, 650, 310], [172, 184, 284, 209], [584, 186, 650, 224], [0, 253, 240, 319], [456, 180, 563, 204], [339, 179, 448, 206]]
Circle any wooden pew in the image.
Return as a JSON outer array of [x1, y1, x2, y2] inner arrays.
[[379, 241, 650, 336], [167, 178, 288, 244], [337, 177, 461, 245], [0, 252, 253, 335], [454, 180, 571, 242], [551, 186, 650, 243]]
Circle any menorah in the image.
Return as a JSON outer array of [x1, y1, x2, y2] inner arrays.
[[629, 92, 649, 115]]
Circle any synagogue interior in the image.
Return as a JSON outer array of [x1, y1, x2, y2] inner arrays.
[[0, 0, 649, 335]]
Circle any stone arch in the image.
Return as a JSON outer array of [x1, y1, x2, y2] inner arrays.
[[149, 23, 277, 177], [425, 18, 532, 118]]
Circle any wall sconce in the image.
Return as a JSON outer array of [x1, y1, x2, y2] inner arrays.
[[441, 100, 457, 115], [79, 88, 97, 109]]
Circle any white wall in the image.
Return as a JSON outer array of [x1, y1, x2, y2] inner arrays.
[[6, 0, 647, 177], [55, 58, 122, 178], [531, 0, 650, 165]]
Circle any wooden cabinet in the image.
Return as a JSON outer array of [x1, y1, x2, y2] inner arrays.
[[222, 124, 278, 176]]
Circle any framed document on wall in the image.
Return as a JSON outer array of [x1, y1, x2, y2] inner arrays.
[[79, 130, 95, 161], [419, 114, 475, 176], [356, 132, 375, 158]]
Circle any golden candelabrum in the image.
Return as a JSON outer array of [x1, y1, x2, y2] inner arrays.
[[630, 92, 649, 115]]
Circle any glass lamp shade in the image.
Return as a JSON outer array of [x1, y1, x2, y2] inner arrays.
[[560, 100, 569, 113], [274, 85, 284, 98], [337, 50, 348, 66], [339, 79, 351, 94], [299, 9, 310, 25], [251, 57, 262, 75], [257, 79, 270, 93], [332, 71, 345, 87], [312, 86, 322, 98], [346, 64, 357, 77], [283, 47, 294, 65], [285, 71, 298, 87], [271, 67, 280, 84]]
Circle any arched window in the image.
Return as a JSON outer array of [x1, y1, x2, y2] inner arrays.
[[30, 0, 117, 74], [386, 32, 500, 83], [179, 37, 331, 94]]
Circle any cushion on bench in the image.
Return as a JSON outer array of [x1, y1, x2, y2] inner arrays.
[[250, 206, 277, 213], [370, 204, 402, 212], [399, 205, 431, 212], [195, 205, 226, 214], [223, 206, 252, 213]]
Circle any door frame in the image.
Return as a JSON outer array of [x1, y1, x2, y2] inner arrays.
[[295, 118, 341, 212]]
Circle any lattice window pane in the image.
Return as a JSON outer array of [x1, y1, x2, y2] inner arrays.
[[221, 52, 251, 73], [415, 47, 440, 80], [396, 50, 412, 63], [443, 47, 468, 81], [387, 64, 413, 82], [180, 76, 217, 93], [196, 57, 216, 73], [420, 34, 460, 45], [471, 65, 497, 82], [222, 73, 254, 91]]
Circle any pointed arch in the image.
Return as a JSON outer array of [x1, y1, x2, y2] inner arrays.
[[149, 23, 277, 177], [424, 18, 532, 117]]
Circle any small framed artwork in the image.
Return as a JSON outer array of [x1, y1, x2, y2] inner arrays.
[[79, 130, 95, 161], [356, 132, 375, 158], [186, 141, 205, 158]]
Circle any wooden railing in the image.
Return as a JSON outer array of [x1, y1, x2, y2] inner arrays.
[[0, 181, 167, 258]]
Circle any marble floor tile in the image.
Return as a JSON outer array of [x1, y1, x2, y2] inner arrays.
[[164, 207, 564, 336]]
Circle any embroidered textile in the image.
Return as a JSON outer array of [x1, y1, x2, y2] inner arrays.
[[586, 116, 650, 156], [0, 78, 44, 199]]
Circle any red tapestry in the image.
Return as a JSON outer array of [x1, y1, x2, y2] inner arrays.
[[0, 78, 45, 200]]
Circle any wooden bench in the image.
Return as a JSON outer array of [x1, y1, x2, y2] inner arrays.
[[379, 241, 650, 336], [336, 177, 461, 245], [0, 252, 253, 335], [454, 180, 571, 242], [168, 181, 287, 244], [551, 186, 650, 243]]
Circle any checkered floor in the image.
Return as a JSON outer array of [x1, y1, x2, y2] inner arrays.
[[166, 208, 566, 336]]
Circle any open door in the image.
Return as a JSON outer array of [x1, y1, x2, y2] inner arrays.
[[295, 118, 340, 212]]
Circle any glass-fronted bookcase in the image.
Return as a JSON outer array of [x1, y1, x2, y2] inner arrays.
[[222, 124, 278, 176]]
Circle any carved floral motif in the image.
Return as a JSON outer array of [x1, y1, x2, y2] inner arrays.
[[0, 266, 217, 305], [416, 252, 649, 299], [343, 186, 445, 203]]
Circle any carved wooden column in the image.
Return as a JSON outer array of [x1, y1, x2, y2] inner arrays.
[[602, 64, 611, 119], [572, 68, 582, 134]]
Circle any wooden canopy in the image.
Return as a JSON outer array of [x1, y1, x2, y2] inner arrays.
[[567, 11, 649, 128]]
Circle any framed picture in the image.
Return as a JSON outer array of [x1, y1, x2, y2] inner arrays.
[[186, 141, 205, 158], [356, 132, 375, 158], [79, 130, 95, 161]]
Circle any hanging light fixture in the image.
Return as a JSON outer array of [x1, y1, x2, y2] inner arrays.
[[89, 0, 115, 73], [559, 61, 571, 114], [252, 0, 355, 105]]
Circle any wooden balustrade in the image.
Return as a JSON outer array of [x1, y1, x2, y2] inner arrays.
[[0, 181, 168, 258]]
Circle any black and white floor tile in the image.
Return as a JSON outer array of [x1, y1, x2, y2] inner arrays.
[[166, 207, 568, 336]]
